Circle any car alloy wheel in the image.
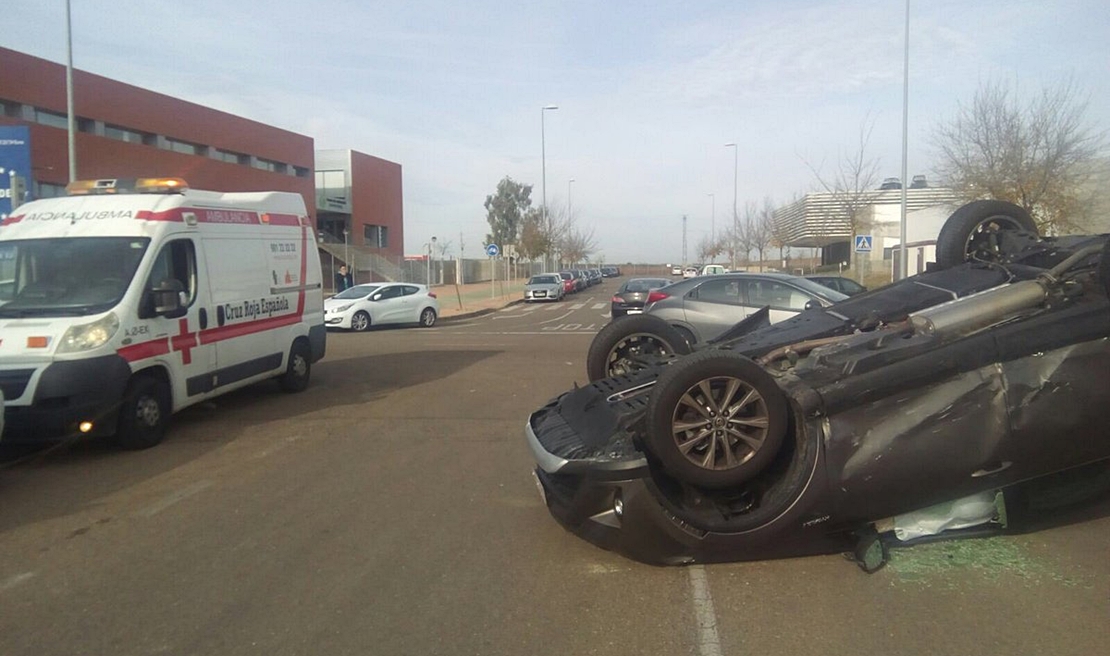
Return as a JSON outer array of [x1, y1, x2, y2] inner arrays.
[[645, 351, 788, 489]]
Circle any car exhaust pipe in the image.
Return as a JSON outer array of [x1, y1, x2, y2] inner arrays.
[[909, 280, 1048, 337]]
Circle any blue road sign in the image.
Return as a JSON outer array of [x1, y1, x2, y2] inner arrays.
[[485, 243, 500, 257], [854, 235, 873, 253], [0, 125, 32, 216]]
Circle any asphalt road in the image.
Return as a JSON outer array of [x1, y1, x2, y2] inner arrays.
[[1, 277, 1107, 656]]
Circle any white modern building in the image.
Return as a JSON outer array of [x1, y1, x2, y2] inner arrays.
[[773, 180, 961, 278]]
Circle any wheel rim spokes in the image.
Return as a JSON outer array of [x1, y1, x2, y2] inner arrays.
[[607, 333, 672, 376], [672, 376, 769, 471]]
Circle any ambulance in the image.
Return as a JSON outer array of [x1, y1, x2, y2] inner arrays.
[[0, 177, 326, 448]]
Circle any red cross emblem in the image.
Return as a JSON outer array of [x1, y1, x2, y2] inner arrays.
[[170, 317, 198, 365]]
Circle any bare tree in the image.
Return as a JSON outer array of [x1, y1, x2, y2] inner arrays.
[[805, 114, 882, 249], [558, 224, 597, 265], [696, 234, 716, 264], [932, 78, 1106, 233], [748, 198, 776, 271]]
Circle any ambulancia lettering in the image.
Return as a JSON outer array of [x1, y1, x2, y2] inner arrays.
[[203, 209, 256, 224], [23, 210, 134, 221]]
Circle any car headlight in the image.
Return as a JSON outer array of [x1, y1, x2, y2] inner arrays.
[[333, 303, 353, 312], [57, 312, 120, 353]]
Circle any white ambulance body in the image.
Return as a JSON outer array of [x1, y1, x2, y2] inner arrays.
[[0, 178, 326, 448]]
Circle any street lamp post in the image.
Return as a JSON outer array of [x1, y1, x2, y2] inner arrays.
[[724, 143, 738, 269], [899, 0, 911, 280], [707, 193, 716, 259], [427, 236, 437, 286], [541, 105, 558, 271], [567, 178, 575, 218], [65, 0, 76, 182]]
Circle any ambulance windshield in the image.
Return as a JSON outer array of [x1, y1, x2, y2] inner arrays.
[[0, 237, 150, 317]]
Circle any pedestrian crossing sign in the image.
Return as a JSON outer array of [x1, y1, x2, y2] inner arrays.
[[854, 235, 873, 253]]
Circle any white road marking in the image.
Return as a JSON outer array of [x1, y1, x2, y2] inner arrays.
[[0, 572, 34, 592], [539, 310, 575, 324], [591, 303, 607, 310], [569, 303, 585, 310], [688, 565, 724, 656], [135, 480, 213, 518]]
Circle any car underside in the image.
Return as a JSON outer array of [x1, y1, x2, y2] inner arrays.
[[525, 201, 1110, 566]]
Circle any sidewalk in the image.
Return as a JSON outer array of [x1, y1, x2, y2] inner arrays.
[[432, 279, 527, 320]]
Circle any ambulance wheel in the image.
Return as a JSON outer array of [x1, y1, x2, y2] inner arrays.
[[113, 375, 171, 450], [279, 340, 312, 393], [351, 311, 371, 332]]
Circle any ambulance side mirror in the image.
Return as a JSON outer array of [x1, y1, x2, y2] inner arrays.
[[145, 279, 187, 319]]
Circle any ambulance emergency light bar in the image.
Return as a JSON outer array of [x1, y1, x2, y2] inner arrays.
[[65, 177, 189, 196]]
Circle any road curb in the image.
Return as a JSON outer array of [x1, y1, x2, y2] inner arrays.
[[440, 299, 524, 323]]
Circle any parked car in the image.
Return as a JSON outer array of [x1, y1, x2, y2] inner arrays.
[[601, 266, 621, 278], [526, 200, 1110, 566], [806, 275, 868, 296], [561, 270, 587, 292], [610, 277, 671, 318], [523, 273, 565, 302], [642, 272, 847, 345], [556, 271, 578, 295], [324, 283, 439, 331]]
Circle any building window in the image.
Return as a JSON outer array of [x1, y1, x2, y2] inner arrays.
[[293, 165, 310, 178], [252, 157, 286, 173], [166, 137, 204, 156], [214, 148, 247, 165], [34, 108, 69, 129], [104, 124, 147, 144], [364, 225, 388, 248], [36, 182, 67, 199], [0, 99, 19, 117]]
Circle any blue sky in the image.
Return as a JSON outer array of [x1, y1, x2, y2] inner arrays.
[[4, 0, 1109, 263]]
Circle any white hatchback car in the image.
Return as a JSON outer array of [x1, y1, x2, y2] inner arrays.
[[325, 283, 439, 331]]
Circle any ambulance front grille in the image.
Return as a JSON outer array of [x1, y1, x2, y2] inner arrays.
[[0, 369, 35, 401]]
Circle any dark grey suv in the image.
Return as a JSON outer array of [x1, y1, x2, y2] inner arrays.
[[644, 272, 847, 344]]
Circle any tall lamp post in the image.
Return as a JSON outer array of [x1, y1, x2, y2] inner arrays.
[[65, 0, 76, 181], [724, 142, 738, 269], [899, 0, 911, 280], [541, 105, 558, 271], [427, 236, 437, 286], [707, 193, 716, 256], [567, 178, 575, 217]]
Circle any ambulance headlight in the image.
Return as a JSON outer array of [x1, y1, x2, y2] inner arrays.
[[57, 313, 121, 353]]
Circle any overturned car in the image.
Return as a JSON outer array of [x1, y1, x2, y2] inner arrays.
[[525, 201, 1110, 565]]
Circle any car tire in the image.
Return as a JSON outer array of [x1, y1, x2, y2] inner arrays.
[[673, 325, 697, 348], [586, 314, 692, 381], [351, 311, 371, 332], [420, 307, 437, 327], [935, 200, 1038, 269], [278, 339, 312, 393], [644, 351, 789, 489], [112, 375, 171, 450]]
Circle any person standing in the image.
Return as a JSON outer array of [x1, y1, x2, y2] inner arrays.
[[335, 264, 353, 292]]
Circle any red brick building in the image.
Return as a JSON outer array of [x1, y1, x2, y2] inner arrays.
[[0, 47, 405, 270]]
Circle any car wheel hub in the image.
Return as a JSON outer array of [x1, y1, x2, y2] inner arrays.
[[671, 376, 770, 471]]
